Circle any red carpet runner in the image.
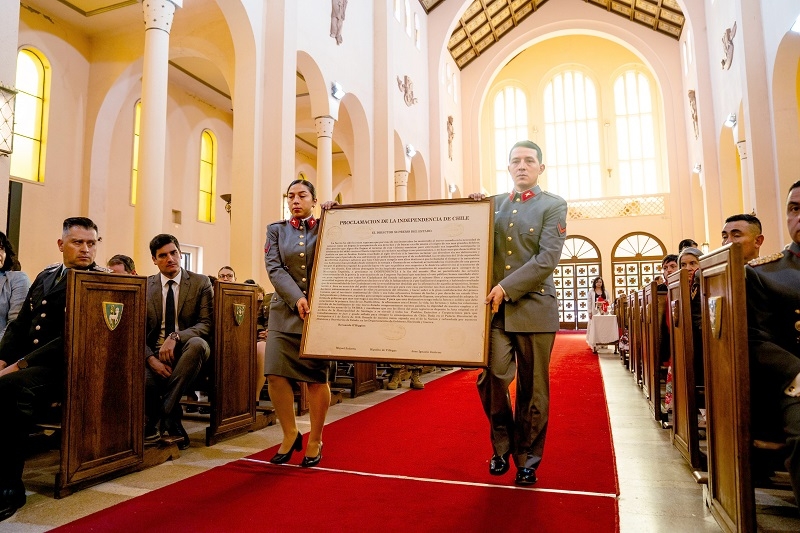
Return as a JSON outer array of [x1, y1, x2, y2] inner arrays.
[[55, 334, 618, 532]]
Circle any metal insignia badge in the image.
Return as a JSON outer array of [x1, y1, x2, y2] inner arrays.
[[708, 296, 723, 339], [234, 303, 246, 326], [103, 302, 124, 331]]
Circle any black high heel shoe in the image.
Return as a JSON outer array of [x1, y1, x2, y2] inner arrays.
[[269, 432, 303, 464], [300, 442, 323, 468]]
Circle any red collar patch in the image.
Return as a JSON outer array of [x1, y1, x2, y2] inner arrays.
[[508, 189, 536, 202], [289, 217, 316, 229]]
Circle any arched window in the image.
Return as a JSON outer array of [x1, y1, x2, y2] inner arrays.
[[10, 48, 50, 182], [404, 0, 412, 36], [543, 70, 602, 200], [130, 100, 141, 205], [394, 0, 402, 21], [611, 232, 666, 298], [493, 86, 528, 194], [198, 129, 217, 223], [614, 70, 658, 195], [555, 236, 602, 330], [414, 13, 421, 49]]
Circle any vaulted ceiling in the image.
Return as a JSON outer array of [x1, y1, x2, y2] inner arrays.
[[421, 0, 685, 70]]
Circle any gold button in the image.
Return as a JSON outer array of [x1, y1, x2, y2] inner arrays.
[[301, 265, 306, 269], [33, 339, 39, 344], [509, 223, 514, 227], [299, 235, 304, 238], [512, 210, 517, 214], [507, 251, 512, 256], [529, 228, 534, 232], [303, 291, 307, 295], [299, 242, 304, 246], [42, 300, 47, 305], [302, 278, 307, 282], [795, 320, 800, 332], [35, 325, 40, 330], [300, 253, 305, 257], [507, 237, 512, 241], [540, 289, 545, 294], [41, 313, 46, 318], [505, 265, 511, 270]]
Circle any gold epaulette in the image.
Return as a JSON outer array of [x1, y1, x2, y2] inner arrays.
[[91, 265, 113, 273], [748, 251, 784, 267], [44, 262, 62, 271]]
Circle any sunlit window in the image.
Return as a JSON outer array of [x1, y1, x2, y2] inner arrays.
[[10, 49, 49, 182], [130, 101, 141, 205], [614, 70, 658, 195], [493, 86, 528, 194], [543, 70, 602, 200], [198, 129, 216, 223], [394, 0, 402, 21], [404, 0, 412, 36]]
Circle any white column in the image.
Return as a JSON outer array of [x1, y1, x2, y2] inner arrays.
[[394, 170, 409, 202], [315, 115, 335, 201], [135, 0, 181, 269]]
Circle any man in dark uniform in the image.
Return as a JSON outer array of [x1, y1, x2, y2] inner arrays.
[[473, 140, 568, 486], [0, 217, 107, 521], [746, 179, 800, 505]]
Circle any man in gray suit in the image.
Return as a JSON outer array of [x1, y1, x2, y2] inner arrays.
[[144, 234, 213, 449], [474, 140, 568, 486]]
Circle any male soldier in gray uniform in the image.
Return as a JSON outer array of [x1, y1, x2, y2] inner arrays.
[[746, 179, 800, 506], [473, 140, 568, 486], [0, 217, 107, 521]]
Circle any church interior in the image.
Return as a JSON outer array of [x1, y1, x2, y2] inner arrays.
[[1, 0, 800, 531]]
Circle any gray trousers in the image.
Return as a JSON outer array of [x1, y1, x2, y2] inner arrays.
[[145, 337, 210, 422], [477, 318, 555, 470]]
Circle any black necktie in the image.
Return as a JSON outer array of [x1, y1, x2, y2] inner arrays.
[[165, 280, 176, 335], [56, 267, 68, 284]]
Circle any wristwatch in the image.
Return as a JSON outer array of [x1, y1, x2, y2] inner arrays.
[[17, 358, 28, 369], [168, 332, 180, 342]]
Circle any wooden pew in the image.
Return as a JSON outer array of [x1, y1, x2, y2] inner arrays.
[[641, 284, 655, 404], [205, 281, 276, 446], [666, 268, 704, 470], [57, 271, 179, 498], [628, 290, 643, 387], [334, 362, 379, 398], [643, 281, 666, 422], [615, 296, 629, 367], [698, 243, 761, 532]]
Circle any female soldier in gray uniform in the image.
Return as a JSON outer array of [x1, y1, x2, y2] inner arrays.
[[264, 179, 330, 468]]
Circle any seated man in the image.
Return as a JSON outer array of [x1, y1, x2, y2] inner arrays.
[[746, 180, 800, 505], [107, 254, 137, 275], [144, 234, 213, 450], [0, 217, 107, 522], [217, 266, 236, 282], [721, 213, 764, 264]]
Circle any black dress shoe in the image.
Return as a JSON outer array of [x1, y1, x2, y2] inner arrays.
[[514, 467, 537, 486], [0, 487, 26, 522], [300, 442, 323, 468], [144, 424, 161, 443], [489, 452, 511, 476], [269, 432, 303, 464], [163, 417, 191, 450]]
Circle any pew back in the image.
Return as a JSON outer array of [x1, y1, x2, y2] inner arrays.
[[667, 268, 702, 469], [699, 243, 753, 533], [643, 281, 665, 420]]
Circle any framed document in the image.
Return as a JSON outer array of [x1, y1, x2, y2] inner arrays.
[[300, 198, 494, 367]]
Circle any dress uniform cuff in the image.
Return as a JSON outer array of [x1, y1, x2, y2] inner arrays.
[[785, 372, 800, 397], [499, 284, 509, 301]]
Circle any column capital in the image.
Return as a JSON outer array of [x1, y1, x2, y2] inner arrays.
[[315, 116, 335, 138], [394, 170, 409, 187], [142, 0, 181, 33]]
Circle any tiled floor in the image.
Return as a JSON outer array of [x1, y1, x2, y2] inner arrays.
[[0, 355, 746, 532]]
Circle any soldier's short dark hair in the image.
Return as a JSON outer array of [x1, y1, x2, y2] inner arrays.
[[63, 217, 98, 237], [678, 238, 698, 252], [661, 254, 678, 268], [107, 254, 136, 273], [508, 140, 543, 164], [724, 213, 762, 234], [287, 179, 317, 200], [149, 234, 181, 257], [789, 180, 800, 195]]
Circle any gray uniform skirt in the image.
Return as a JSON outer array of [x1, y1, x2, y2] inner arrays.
[[265, 330, 331, 384]]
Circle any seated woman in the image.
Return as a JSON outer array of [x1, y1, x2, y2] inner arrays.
[[0, 232, 30, 342]]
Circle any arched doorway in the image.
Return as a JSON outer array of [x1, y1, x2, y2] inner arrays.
[[555, 235, 601, 330], [611, 232, 666, 299]]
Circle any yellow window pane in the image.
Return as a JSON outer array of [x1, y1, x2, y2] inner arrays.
[[130, 168, 138, 205], [9, 136, 40, 181], [15, 50, 44, 97], [134, 102, 141, 131], [198, 192, 211, 222], [13, 93, 42, 139], [199, 162, 212, 192], [200, 131, 213, 163]]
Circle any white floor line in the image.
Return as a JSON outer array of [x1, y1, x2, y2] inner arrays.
[[240, 457, 617, 499]]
